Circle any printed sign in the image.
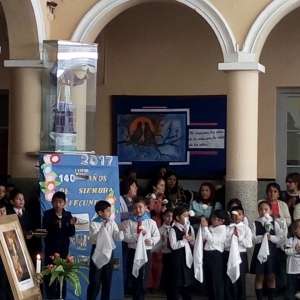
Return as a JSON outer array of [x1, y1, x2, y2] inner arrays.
[[39, 153, 123, 300]]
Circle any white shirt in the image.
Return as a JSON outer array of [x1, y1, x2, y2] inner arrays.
[[285, 236, 300, 274], [203, 224, 226, 252], [169, 222, 195, 250], [224, 222, 253, 252], [13, 207, 22, 216], [89, 220, 124, 245], [159, 223, 172, 254], [123, 218, 160, 250], [251, 218, 281, 245]]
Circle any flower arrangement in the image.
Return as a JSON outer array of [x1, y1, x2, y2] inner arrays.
[[41, 253, 89, 297]]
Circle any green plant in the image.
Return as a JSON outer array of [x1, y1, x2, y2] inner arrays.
[[41, 253, 89, 296]]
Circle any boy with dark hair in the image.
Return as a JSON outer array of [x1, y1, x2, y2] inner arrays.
[[42, 191, 77, 299], [87, 200, 125, 300], [123, 196, 160, 300], [4, 183, 15, 202], [8, 189, 33, 239], [0, 202, 13, 300]]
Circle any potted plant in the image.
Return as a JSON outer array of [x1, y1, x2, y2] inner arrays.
[[41, 253, 89, 299]]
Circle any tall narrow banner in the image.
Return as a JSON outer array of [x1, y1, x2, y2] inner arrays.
[[39, 153, 123, 300]]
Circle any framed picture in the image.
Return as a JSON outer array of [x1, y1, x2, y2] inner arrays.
[[113, 95, 227, 178], [0, 214, 41, 300]]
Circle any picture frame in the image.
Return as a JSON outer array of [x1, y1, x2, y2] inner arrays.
[[0, 214, 41, 300], [113, 95, 227, 178]]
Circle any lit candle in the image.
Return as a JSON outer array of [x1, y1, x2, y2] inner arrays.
[[36, 254, 41, 274]]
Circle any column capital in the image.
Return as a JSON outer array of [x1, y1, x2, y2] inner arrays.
[[218, 62, 265, 73], [4, 60, 42, 68]]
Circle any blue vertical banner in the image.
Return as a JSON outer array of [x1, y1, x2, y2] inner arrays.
[[39, 153, 123, 300]]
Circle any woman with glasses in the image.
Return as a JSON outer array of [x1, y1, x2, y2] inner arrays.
[[281, 173, 300, 219]]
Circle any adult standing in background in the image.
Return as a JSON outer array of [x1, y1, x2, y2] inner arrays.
[[189, 182, 222, 232], [164, 171, 193, 209], [123, 168, 145, 196], [262, 182, 291, 227], [120, 178, 137, 222], [281, 172, 300, 220]]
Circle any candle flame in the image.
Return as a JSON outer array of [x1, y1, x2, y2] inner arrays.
[[37, 254, 41, 260]]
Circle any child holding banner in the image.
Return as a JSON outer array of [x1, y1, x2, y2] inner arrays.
[[123, 196, 160, 300], [87, 200, 125, 300]]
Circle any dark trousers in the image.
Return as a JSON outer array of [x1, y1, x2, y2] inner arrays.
[[44, 256, 67, 299], [162, 253, 177, 300], [204, 250, 224, 300], [128, 248, 151, 300], [87, 246, 114, 300], [122, 242, 132, 291], [224, 252, 247, 300], [285, 274, 300, 300], [0, 262, 13, 300]]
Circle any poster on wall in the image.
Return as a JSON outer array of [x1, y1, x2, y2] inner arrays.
[[113, 95, 226, 177], [39, 153, 123, 300]]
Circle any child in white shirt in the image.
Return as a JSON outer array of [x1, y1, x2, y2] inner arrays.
[[284, 219, 300, 300], [123, 197, 160, 300], [201, 209, 230, 300], [169, 206, 195, 300], [250, 201, 282, 300], [87, 200, 125, 300], [224, 205, 252, 300], [155, 208, 174, 300]]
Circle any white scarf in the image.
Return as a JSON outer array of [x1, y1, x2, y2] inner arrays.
[[227, 225, 242, 283], [92, 224, 116, 269], [193, 225, 203, 282], [132, 232, 148, 277], [257, 214, 273, 264], [174, 222, 193, 268]]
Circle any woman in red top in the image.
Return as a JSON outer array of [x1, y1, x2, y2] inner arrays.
[[146, 177, 167, 292]]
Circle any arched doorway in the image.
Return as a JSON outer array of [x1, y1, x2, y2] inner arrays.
[[243, 0, 300, 60], [72, 0, 236, 61]]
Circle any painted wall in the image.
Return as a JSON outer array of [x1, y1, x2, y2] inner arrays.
[[259, 7, 300, 178], [94, 2, 227, 156], [210, 0, 272, 48], [92, 3, 300, 180], [0, 4, 9, 89]]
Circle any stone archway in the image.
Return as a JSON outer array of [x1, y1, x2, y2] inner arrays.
[[243, 0, 300, 60], [71, 0, 237, 62], [1, 0, 45, 59]]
